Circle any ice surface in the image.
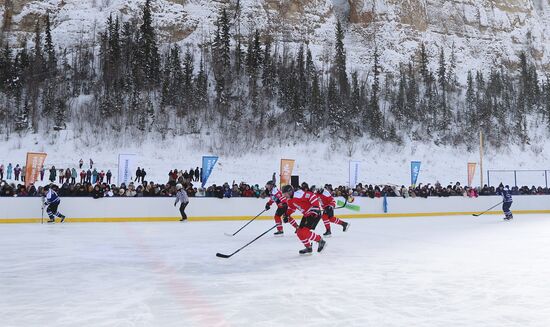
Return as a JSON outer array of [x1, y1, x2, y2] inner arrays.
[[2, 215, 550, 326]]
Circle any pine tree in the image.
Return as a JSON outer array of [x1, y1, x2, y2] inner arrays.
[[406, 62, 417, 121], [44, 13, 57, 74], [437, 47, 448, 129], [183, 49, 194, 113], [418, 43, 429, 82], [137, 0, 160, 87], [32, 21, 45, 79], [195, 57, 208, 116], [334, 20, 348, 96], [466, 71, 476, 125], [368, 46, 382, 136]]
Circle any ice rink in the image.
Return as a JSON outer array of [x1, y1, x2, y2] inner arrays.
[[2, 215, 550, 327]]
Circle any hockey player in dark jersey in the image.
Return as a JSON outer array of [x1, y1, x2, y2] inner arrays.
[[42, 185, 66, 223], [500, 185, 513, 221]]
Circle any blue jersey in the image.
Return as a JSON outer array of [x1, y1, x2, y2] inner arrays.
[[45, 189, 60, 205], [501, 189, 513, 203]]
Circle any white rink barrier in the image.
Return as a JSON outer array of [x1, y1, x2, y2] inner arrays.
[[1, 195, 549, 223]]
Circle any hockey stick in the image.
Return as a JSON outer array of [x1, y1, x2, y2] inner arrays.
[[335, 197, 348, 209], [217, 224, 278, 258], [41, 196, 45, 224], [472, 201, 503, 217], [224, 209, 267, 237]]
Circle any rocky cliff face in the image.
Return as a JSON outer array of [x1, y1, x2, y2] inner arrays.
[[1, 0, 549, 79]]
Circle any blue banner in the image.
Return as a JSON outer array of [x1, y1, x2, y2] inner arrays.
[[201, 156, 218, 187], [411, 161, 421, 186]]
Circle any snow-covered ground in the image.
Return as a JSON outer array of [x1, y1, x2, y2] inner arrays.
[[1, 215, 550, 326], [1, 132, 550, 188]]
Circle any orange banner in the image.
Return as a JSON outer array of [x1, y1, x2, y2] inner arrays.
[[25, 152, 47, 187], [280, 159, 295, 188], [467, 162, 477, 187]]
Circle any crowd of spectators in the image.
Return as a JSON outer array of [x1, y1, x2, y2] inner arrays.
[[2, 161, 550, 199], [1, 177, 550, 199]]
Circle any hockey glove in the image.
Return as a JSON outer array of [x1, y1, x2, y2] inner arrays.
[[282, 215, 289, 223], [265, 204, 271, 211]]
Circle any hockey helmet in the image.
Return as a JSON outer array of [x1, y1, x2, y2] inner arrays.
[[176, 184, 183, 190], [282, 184, 294, 194]]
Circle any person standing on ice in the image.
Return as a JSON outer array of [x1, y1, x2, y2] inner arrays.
[[281, 185, 327, 255], [264, 180, 298, 236], [311, 184, 350, 237], [7, 163, 13, 180], [500, 185, 513, 220], [174, 184, 189, 221], [43, 185, 66, 223]]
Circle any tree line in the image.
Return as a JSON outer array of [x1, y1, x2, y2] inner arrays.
[[1, 0, 549, 152]]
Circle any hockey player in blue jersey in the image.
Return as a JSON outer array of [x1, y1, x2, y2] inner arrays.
[[500, 185, 513, 221], [43, 185, 66, 223]]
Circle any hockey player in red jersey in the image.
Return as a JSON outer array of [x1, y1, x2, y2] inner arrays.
[[281, 185, 327, 255], [265, 181, 298, 236], [312, 185, 350, 237]]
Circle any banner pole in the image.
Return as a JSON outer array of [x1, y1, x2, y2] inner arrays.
[[479, 130, 484, 187]]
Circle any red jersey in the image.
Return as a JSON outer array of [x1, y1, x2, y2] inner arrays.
[[287, 190, 320, 215], [266, 186, 287, 206], [318, 188, 336, 208]]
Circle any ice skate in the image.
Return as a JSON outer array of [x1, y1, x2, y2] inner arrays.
[[317, 239, 327, 253]]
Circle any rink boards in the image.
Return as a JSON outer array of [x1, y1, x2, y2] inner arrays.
[[1, 195, 549, 223]]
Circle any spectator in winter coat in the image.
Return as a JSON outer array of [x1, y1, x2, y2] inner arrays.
[[126, 184, 137, 197], [135, 167, 142, 182], [71, 168, 77, 184], [86, 169, 92, 183], [40, 166, 45, 181], [59, 169, 65, 184], [195, 167, 200, 182], [106, 170, 112, 184], [92, 169, 98, 184], [92, 185, 104, 199], [65, 168, 71, 184], [49, 166, 56, 183], [21, 166, 26, 183], [7, 163, 13, 180], [79, 170, 86, 183], [89, 158, 94, 169], [231, 184, 241, 197], [27, 184, 38, 196], [196, 187, 205, 197], [79, 159, 83, 169], [99, 170, 105, 183], [17, 184, 28, 196], [14, 164, 21, 181], [0, 164, 4, 180], [141, 168, 146, 182]]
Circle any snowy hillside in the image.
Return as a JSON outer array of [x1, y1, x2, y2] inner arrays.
[[2, 0, 550, 78], [2, 130, 550, 188]]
